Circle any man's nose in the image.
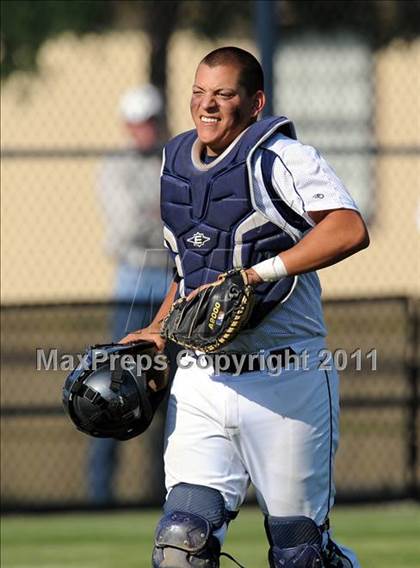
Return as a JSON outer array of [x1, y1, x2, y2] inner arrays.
[[201, 93, 218, 111]]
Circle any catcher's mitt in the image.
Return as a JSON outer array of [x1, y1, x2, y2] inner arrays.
[[161, 269, 254, 353]]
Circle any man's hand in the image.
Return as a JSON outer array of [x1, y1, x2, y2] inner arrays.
[[244, 267, 264, 286], [186, 268, 263, 302], [162, 269, 254, 353], [119, 322, 166, 352]]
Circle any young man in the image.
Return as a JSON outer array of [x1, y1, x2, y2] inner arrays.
[[122, 47, 369, 568]]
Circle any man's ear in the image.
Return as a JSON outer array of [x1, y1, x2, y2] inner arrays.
[[252, 90, 266, 116]]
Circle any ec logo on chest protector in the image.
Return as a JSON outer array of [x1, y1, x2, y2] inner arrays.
[[208, 302, 225, 330], [187, 232, 211, 248]]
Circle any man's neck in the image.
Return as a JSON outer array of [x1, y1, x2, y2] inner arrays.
[[201, 151, 218, 164]]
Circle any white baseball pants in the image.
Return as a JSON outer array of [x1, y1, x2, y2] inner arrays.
[[163, 343, 360, 567]]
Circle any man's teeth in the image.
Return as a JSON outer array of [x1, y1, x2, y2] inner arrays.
[[201, 116, 219, 123]]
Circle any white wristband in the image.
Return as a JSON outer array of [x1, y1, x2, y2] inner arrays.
[[252, 256, 288, 282]]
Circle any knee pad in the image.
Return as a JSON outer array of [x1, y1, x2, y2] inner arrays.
[[324, 540, 354, 568], [265, 515, 325, 568], [152, 483, 226, 567]]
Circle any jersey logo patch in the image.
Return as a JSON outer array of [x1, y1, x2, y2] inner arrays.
[[313, 193, 325, 199], [187, 232, 211, 248]]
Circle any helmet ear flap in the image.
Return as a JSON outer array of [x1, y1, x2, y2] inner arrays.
[[62, 342, 169, 440]]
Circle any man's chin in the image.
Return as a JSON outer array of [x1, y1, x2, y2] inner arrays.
[[197, 133, 221, 148]]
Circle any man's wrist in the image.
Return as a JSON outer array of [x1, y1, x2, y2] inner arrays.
[[149, 320, 163, 333], [251, 255, 288, 283]]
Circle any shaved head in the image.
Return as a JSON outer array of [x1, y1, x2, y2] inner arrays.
[[200, 46, 264, 96]]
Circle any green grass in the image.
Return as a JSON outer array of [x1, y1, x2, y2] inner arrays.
[[1, 503, 420, 567]]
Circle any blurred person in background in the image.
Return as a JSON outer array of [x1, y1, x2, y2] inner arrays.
[[89, 84, 169, 505]]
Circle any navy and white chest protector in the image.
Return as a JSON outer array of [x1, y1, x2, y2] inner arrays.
[[161, 116, 312, 327]]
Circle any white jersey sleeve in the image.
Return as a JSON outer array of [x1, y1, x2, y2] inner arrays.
[[263, 133, 360, 217]]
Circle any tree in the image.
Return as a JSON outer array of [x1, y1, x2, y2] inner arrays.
[[2, 0, 419, 81], [1, 0, 113, 78]]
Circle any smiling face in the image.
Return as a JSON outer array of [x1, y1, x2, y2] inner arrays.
[[190, 63, 265, 156]]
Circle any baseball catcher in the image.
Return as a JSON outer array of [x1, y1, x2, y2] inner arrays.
[[118, 46, 369, 568]]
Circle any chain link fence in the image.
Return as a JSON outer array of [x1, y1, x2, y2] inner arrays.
[[2, 32, 419, 304], [1, 298, 418, 511], [1, 2, 419, 511]]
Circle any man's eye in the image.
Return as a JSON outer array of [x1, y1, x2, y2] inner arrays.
[[192, 91, 203, 96], [218, 93, 233, 98]]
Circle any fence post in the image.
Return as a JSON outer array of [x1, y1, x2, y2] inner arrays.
[[255, 0, 275, 117], [406, 298, 419, 500]]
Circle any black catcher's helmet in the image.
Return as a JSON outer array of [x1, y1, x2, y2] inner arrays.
[[62, 341, 169, 440]]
